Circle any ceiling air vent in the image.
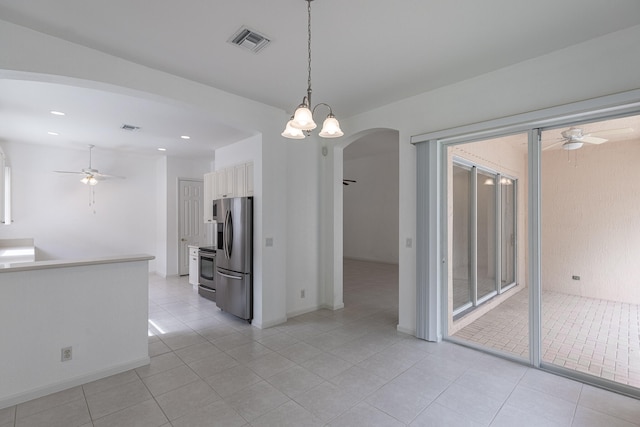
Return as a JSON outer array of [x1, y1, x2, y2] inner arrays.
[[121, 124, 141, 132], [228, 26, 271, 53]]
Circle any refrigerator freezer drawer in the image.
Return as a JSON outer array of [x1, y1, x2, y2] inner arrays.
[[216, 269, 252, 321]]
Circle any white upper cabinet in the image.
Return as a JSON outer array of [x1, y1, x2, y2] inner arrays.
[[234, 163, 247, 197], [203, 172, 215, 223], [246, 162, 254, 196], [203, 162, 254, 223], [219, 168, 235, 199]]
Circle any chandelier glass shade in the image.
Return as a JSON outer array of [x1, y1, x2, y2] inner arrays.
[[282, 0, 343, 140], [281, 117, 306, 139]]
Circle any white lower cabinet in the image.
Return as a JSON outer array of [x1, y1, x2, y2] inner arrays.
[[188, 246, 199, 287]]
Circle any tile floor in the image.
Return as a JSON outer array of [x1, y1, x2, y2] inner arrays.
[[455, 287, 640, 388], [2, 259, 639, 426]]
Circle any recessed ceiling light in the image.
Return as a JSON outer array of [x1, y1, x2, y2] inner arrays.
[[157, 148, 167, 151], [50, 110, 65, 116], [180, 135, 190, 140], [47, 131, 59, 136]]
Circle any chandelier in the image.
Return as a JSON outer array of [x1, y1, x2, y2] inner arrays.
[[281, 0, 343, 139]]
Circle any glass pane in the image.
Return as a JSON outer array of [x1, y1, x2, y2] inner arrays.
[[541, 115, 640, 389], [501, 178, 516, 288], [476, 170, 497, 301], [449, 134, 529, 362], [452, 164, 472, 312]]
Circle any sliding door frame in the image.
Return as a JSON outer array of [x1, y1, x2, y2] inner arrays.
[[413, 89, 640, 396]]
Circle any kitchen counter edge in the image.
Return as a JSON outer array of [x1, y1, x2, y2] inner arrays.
[[0, 254, 155, 272]]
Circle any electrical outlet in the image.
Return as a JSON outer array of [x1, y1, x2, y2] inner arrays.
[[265, 237, 274, 247], [61, 346, 72, 362], [406, 238, 412, 248], [300, 289, 305, 298]]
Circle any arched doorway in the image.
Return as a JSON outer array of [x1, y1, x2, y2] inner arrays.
[[325, 128, 400, 323]]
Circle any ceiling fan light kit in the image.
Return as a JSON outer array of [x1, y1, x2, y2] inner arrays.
[[561, 140, 584, 150], [80, 175, 98, 186], [282, 0, 343, 140], [54, 144, 125, 185]]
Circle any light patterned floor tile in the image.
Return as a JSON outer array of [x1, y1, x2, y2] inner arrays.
[[8, 261, 640, 427]]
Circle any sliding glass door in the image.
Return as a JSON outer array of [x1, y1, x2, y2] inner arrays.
[[452, 164, 472, 313], [451, 160, 518, 317], [540, 114, 640, 390], [415, 95, 640, 396], [446, 133, 528, 360], [476, 169, 498, 304]]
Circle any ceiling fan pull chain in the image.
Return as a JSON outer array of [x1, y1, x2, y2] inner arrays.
[[89, 186, 96, 214]]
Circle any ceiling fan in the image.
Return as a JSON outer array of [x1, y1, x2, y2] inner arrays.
[[343, 179, 356, 186], [543, 126, 633, 151], [54, 145, 125, 185]]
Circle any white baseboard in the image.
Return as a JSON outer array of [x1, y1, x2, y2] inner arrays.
[[0, 357, 150, 410], [287, 305, 321, 319], [319, 302, 344, 311], [343, 256, 399, 266], [253, 316, 288, 329], [397, 324, 416, 336]]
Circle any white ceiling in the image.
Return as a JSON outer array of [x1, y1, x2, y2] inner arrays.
[[1, 0, 640, 157]]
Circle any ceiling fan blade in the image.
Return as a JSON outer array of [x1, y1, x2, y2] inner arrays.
[[54, 170, 86, 175], [95, 173, 126, 180], [581, 136, 608, 144], [588, 127, 634, 137], [542, 140, 565, 151]]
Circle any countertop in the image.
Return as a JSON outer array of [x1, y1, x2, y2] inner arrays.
[[0, 254, 155, 272]]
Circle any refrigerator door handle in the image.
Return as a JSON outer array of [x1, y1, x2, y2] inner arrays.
[[217, 270, 243, 280], [223, 209, 230, 259], [226, 209, 233, 259]]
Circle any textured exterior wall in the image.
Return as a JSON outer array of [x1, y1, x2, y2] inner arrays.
[[542, 138, 640, 304]]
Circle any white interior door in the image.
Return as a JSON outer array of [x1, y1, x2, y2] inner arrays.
[[178, 179, 206, 276]]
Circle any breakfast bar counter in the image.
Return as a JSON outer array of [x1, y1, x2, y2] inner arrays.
[[0, 253, 154, 409]]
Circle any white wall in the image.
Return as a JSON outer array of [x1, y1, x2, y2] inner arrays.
[[285, 140, 321, 317], [154, 157, 168, 275], [343, 137, 399, 264], [542, 138, 640, 304], [0, 142, 158, 269]]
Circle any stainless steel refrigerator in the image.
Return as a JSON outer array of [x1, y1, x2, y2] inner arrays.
[[214, 197, 253, 321]]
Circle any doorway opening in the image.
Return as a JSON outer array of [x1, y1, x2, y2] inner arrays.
[[178, 178, 207, 276], [342, 129, 400, 321]]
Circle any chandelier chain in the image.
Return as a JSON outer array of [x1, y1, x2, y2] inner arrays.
[[307, 0, 312, 103], [281, 0, 342, 139]]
